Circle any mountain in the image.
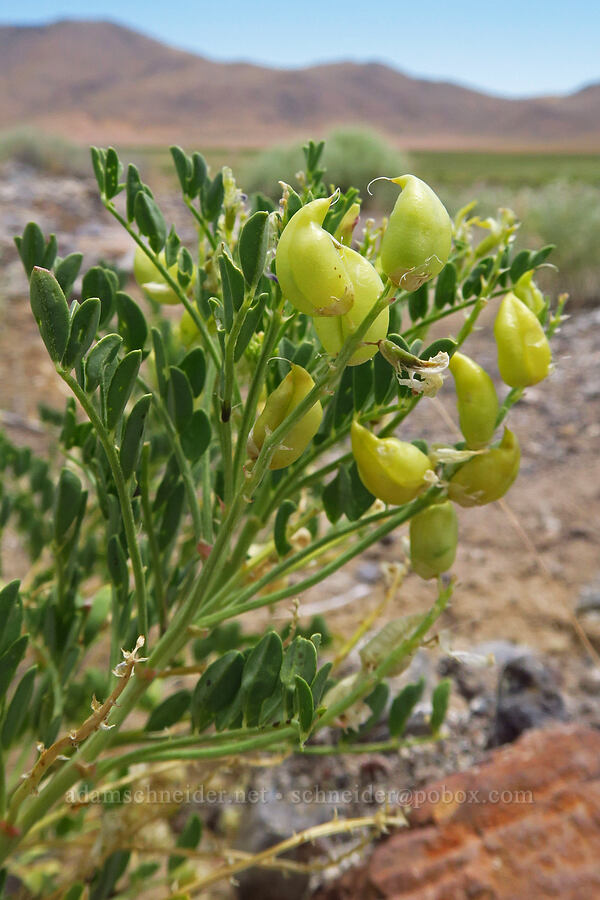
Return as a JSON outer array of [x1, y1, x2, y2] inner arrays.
[[1, 20, 599, 149]]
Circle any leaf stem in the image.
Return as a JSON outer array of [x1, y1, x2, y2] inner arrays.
[[59, 369, 148, 641]]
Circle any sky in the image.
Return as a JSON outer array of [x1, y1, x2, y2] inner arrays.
[[2, 0, 598, 98]]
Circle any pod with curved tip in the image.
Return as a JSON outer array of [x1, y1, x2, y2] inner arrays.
[[449, 351, 499, 449], [248, 364, 323, 470], [350, 419, 431, 505], [333, 202, 361, 246], [409, 501, 458, 580], [275, 198, 355, 317], [380, 175, 452, 291], [494, 292, 551, 388], [513, 270, 545, 316], [448, 427, 520, 508], [313, 245, 389, 366]]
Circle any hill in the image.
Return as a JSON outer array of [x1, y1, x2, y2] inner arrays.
[[1, 20, 599, 149]]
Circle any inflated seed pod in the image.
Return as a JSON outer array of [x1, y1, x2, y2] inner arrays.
[[494, 292, 551, 388], [513, 270, 545, 316], [448, 427, 520, 507], [313, 245, 389, 366], [409, 501, 458, 580], [275, 198, 355, 316], [351, 420, 431, 506], [359, 615, 424, 675], [133, 245, 196, 306], [380, 175, 452, 291], [449, 352, 499, 449], [248, 364, 323, 470]]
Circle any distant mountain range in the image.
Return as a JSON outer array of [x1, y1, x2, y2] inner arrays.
[[1, 20, 599, 149]]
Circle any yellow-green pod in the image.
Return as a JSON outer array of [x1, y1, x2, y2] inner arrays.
[[313, 245, 389, 366], [448, 427, 520, 508], [359, 614, 423, 675], [513, 270, 545, 316], [333, 202, 361, 246], [494, 292, 552, 388], [178, 309, 200, 347], [133, 245, 196, 306], [248, 364, 323, 470], [409, 501, 458, 580], [275, 198, 355, 317], [380, 175, 452, 291], [351, 420, 431, 505], [449, 352, 499, 449]]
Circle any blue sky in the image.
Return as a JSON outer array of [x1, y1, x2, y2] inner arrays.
[[2, 0, 598, 98]]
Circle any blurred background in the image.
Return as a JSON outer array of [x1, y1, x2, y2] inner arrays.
[[1, 1, 599, 302]]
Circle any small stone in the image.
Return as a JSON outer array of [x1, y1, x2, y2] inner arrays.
[[356, 562, 381, 584], [491, 654, 566, 746], [579, 668, 600, 695]]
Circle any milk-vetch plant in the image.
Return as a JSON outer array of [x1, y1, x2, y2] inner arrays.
[[0, 139, 563, 895]]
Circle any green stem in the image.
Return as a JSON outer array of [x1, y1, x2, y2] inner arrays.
[[300, 734, 437, 755], [495, 386, 524, 428], [184, 197, 218, 251], [232, 299, 283, 491], [140, 443, 166, 633], [59, 369, 148, 641], [105, 201, 220, 368], [315, 579, 453, 731], [96, 726, 298, 776], [141, 377, 203, 541], [197, 489, 441, 629], [402, 288, 506, 341]]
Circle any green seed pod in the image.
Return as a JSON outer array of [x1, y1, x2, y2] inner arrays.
[[351, 420, 431, 505], [313, 245, 389, 366], [409, 501, 458, 580], [275, 198, 355, 316], [178, 308, 200, 347], [380, 175, 453, 291], [133, 245, 195, 306], [494, 292, 552, 388], [513, 270, 545, 316], [449, 351, 499, 449], [448, 427, 520, 508], [359, 614, 424, 675], [248, 364, 323, 470], [333, 202, 361, 246]]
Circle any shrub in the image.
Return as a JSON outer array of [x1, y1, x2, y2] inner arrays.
[[0, 140, 563, 894], [242, 127, 408, 203]]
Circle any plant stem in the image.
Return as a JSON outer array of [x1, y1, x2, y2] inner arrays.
[[105, 201, 220, 368], [197, 489, 441, 629], [184, 197, 218, 251], [140, 443, 166, 633], [315, 579, 453, 731], [96, 726, 298, 776], [59, 369, 148, 641], [140, 376, 203, 541]]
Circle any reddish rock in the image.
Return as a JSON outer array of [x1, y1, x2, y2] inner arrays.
[[315, 724, 600, 899]]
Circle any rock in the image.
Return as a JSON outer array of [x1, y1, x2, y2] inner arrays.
[[355, 562, 381, 584], [491, 654, 566, 746], [579, 668, 600, 695], [234, 764, 336, 900], [438, 655, 485, 701], [314, 724, 600, 899], [471, 640, 533, 668]]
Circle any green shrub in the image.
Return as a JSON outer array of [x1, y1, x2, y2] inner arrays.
[[242, 127, 409, 204], [0, 127, 89, 176]]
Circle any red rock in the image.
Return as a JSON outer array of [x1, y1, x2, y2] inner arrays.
[[314, 724, 600, 899]]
